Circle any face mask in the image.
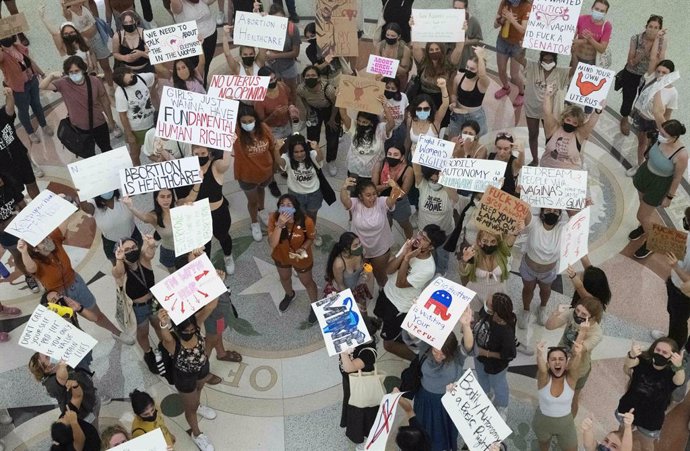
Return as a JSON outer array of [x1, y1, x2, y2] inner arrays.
[[384, 90, 397, 100], [573, 311, 586, 324], [416, 110, 431, 121], [197, 155, 209, 166], [652, 352, 670, 367], [63, 34, 78, 43], [241, 121, 256, 132], [542, 212, 559, 226], [49, 356, 60, 366], [125, 249, 141, 263], [481, 244, 498, 254], [356, 124, 371, 135], [308, 37, 316, 43], [123, 24, 137, 33], [386, 156, 402, 167], [385, 37, 398, 46], [278, 206, 296, 216], [179, 330, 196, 341], [139, 410, 158, 422], [562, 123, 577, 133], [461, 133, 475, 142], [39, 238, 57, 255], [350, 246, 363, 256], [464, 70, 477, 79], [268, 81, 277, 89], [428, 52, 442, 61], [596, 444, 611, 451], [683, 217, 690, 231], [508, 0, 521, 5], [242, 56, 255, 67], [69, 72, 84, 84], [429, 181, 443, 191], [305, 78, 319, 88], [658, 134, 671, 144], [541, 61, 556, 71], [0, 37, 14, 48], [591, 10, 606, 21], [100, 191, 115, 200]]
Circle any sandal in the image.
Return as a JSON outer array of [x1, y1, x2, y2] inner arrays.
[[217, 351, 243, 362], [206, 374, 222, 385], [0, 305, 21, 317]]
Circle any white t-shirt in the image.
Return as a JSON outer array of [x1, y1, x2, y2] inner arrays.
[[524, 215, 565, 265], [115, 73, 155, 131], [636, 72, 678, 120], [384, 255, 436, 313], [87, 198, 136, 241], [142, 128, 191, 159], [417, 179, 455, 234], [173, 0, 215, 39], [280, 150, 322, 194], [383, 93, 409, 129], [346, 122, 389, 178]]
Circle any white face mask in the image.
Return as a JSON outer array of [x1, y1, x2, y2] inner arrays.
[[241, 121, 256, 132], [484, 299, 492, 314], [428, 181, 443, 191], [69, 72, 84, 83], [658, 134, 672, 144], [461, 133, 475, 142], [541, 61, 556, 71]]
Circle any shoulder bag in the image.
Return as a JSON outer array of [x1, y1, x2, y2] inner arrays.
[[348, 349, 386, 408], [57, 75, 96, 158], [114, 276, 134, 333], [399, 348, 430, 397]]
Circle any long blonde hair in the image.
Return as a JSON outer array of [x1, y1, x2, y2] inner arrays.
[[460, 230, 511, 282]]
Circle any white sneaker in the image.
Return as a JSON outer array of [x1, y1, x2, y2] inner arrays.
[[517, 341, 534, 356], [215, 10, 225, 25], [625, 165, 639, 177], [28, 132, 41, 143], [192, 432, 215, 451], [258, 209, 269, 227], [650, 329, 666, 340], [197, 405, 217, 420], [224, 255, 235, 275], [537, 306, 548, 326], [111, 125, 123, 139], [0, 414, 11, 425], [30, 158, 44, 178], [517, 309, 530, 330], [42, 125, 54, 137], [328, 162, 337, 177], [355, 443, 366, 451], [99, 394, 112, 405], [314, 234, 323, 247], [251, 222, 262, 242], [112, 331, 135, 345]]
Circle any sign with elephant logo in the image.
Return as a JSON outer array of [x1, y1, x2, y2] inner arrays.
[[565, 62, 615, 109], [335, 75, 385, 115], [402, 277, 474, 347]]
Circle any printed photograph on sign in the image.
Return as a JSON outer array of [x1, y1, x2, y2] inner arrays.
[[558, 207, 591, 273], [648, 223, 688, 260], [316, 0, 358, 57], [67, 146, 133, 200], [335, 75, 385, 115], [565, 63, 615, 109], [365, 392, 405, 451], [411, 9, 465, 43], [171, 198, 213, 257], [523, 0, 583, 55], [312, 289, 372, 357], [472, 186, 530, 236], [233, 11, 288, 51], [411, 135, 455, 170], [366, 55, 399, 79], [208, 75, 271, 102], [519, 166, 588, 210], [120, 156, 202, 196], [439, 158, 507, 193], [5, 190, 77, 246], [144, 21, 202, 64]]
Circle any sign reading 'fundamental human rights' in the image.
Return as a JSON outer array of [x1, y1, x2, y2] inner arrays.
[[120, 157, 202, 196]]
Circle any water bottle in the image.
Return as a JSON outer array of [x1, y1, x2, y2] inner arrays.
[[0, 262, 10, 279], [153, 348, 166, 376]]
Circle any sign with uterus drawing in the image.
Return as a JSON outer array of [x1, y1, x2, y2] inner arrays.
[[566, 62, 615, 110]]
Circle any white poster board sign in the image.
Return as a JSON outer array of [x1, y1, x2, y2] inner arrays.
[[565, 63, 615, 109], [558, 207, 590, 273], [156, 86, 239, 151], [402, 277, 474, 347], [443, 369, 512, 451], [366, 55, 400, 79], [67, 146, 133, 200], [5, 190, 77, 246], [519, 166, 588, 210], [18, 305, 97, 368], [109, 428, 168, 451], [365, 392, 405, 451], [523, 0, 583, 55], [170, 198, 213, 257], [311, 289, 372, 357], [150, 253, 227, 325], [120, 156, 202, 196], [144, 21, 202, 64], [233, 11, 288, 51], [208, 75, 271, 102], [412, 135, 455, 170], [439, 159, 507, 193], [411, 9, 465, 43]]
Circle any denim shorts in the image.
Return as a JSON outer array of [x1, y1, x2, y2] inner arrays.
[[615, 410, 660, 439], [65, 273, 97, 310], [632, 109, 657, 133], [238, 176, 272, 191], [390, 197, 412, 224], [159, 245, 176, 268], [519, 256, 558, 284], [496, 36, 524, 58], [289, 189, 323, 213], [448, 108, 488, 138], [132, 300, 154, 326]]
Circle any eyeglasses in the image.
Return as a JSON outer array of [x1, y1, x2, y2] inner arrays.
[[416, 107, 431, 112]]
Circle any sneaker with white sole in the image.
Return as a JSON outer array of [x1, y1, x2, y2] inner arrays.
[[251, 222, 262, 242], [516, 341, 534, 356], [192, 432, 215, 451], [625, 165, 639, 177], [111, 125, 123, 139], [355, 443, 366, 451], [328, 162, 337, 177], [99, 394, 112, 405], [197, 405, 217, 420], [650, 329, 666, 340], [258, 209, 269, 227], [537, 306, 548, 326], [314, 234, 323, 247], [0, 413, 11, 425], [517, 309, 530, 330], [30, 159, 44, 178], [42, 125, 54, 137], [25, 275, 40, 293], [111, 331, 135, 345], [28, 132, 41, 144], [224, 255, 235, 275]]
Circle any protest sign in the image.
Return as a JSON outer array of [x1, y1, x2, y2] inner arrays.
[[443, 369, 512, 451], [558, 207, 591, 273], [233, 11, 287, 51], [67, 146, 133, 200], [5, 190, 77, 246], [120, 156, 202, 196], [440, 158, 507, 193], [156, 86, 239, 151], [402, 277, 474, 347], [0, 13, 28, 40], [411, 9, 465, 43], [316, 0, 358, 57], [171, 199, 213, 257], [472, 186, 530, 235], [311, 289, 372, 357], [365, 392, 405, 451], [150, 253, 227, 325], [519, 166, 588, 210], [411, 135, 455, 170], [208, 75, 271, 102], [565, 63, 615, 109], [109, 428, 168, 451], [648, 223, 688, 260], [335, 75, 385, 115], [523, 0, 582, 55], [18, 305, 97, 368], [144, 21, 202, 64], [366, 55, 400, 79], [636, 71, 681, 112], [333, 17, 358, 57]]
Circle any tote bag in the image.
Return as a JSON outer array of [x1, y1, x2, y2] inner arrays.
[[348, 365, 386, 408]]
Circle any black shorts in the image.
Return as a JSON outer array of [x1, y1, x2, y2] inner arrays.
[[4, 147, 36, 187], [376, 290, 405, 343], [173, 360, 210, 393]]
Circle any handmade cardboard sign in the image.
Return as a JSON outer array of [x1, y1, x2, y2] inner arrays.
[[566, 63, 615, 109], [0, 13, 28, 40], [312, 289, 371, 357], [365, 392, 405, 451], [156, 86, 239, 151], [472, 186, 530, 235], [109, 428, 168, 451], [523, 0, 583, 55], [440, 158, 507, 193], [67, 146, 133, 200], [558, 207, 590, 273], [366, 55, 399, 79], [208, 75, 271, 102], [411, 9, 465, 43], [648, 223, 687, 260], [233, 11, 288, 51], [335, 75, 385, 115], [171, 199, 213, 257], [443, 369, 512, 451], [18, 305, 97, 368], [411, 135, 455, 170], [520, 166, 588, 210], [120, 157, 202, 196], [316, 0, 358, 57], [5, 190, 77, 246], [150, 254, 227, 325], [144, 21, 202, 64], [402, 277, 474, 347]]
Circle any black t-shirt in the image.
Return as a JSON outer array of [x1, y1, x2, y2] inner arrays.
[[0, 181, 23, 223], [472, 308, 516, 374], [340, 344, 376, 375], [55, 414, 101, 451], [0, 109, 27, 159], [617, 358, 680, 431], [382, 0, 414, 43]]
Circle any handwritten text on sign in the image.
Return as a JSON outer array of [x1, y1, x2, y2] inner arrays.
[[156, 86, 239, 151], [520, 166, 588, 210], [0, 13, 28, 40], [411, 9, 465, 43], [120, 157, 201, 196], [150, 254, 227, 325], [5, 190, 77, 246], [442, 369, 512, 451], [366, 55, 399, 79], [233, 11, 287, 51], [558, 207, 590, 273], [402, 277, 474, 347], [171, 198, 213, 257], [523, 0, 582, 55], [472, 186, 530, 235], [566, 63, 615, 109], [365, 392, 404, 451], [208, 75, 270, 102], [312, 289, 371, 357], [18, 305, 98, 368], [316, 0, 358, 57], [67, 146, 133, 200], [440, 158, 507, 193], [648, 223, 688, 260], [411, 135, 455, 170], [109, 428, 168, 451], [144, 21, 202, 64]]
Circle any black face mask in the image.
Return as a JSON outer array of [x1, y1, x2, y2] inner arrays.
[[242, 56, 255, 67], [385, 37, 398, 46], [128, 77, 139, 86], [139, 410, 158, 422], [683, 217, 689, 231], [179, 329, 196, 341], [652, 352, 670, 367], [542, 213, 559, 226], [356, 124, 372, 135], [562, 123, 577, 133], [573, 311, 586, 324], [386, 157, 402, 167], [63, 34, 78, 44], [123, 24, 137, 33], [304, 78, 319, 88], [268, 81, 277, 89], [198, 156, 209, 166], [481, 244, 498, 255], [464, 70, 477, 79], [0, 37, 14, 48], [384, 90, 397, 100], [125, 249, 141, 263]]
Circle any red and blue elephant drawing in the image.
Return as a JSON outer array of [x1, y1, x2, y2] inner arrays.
[[424, 290, 453, 321]]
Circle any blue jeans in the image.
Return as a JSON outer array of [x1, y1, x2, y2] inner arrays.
[[448, 108, 488, 138], [474, 364, 509, 408], [13, 76, 47, 134], [64, 273, 97, 310], [433, 247, 450, 276]]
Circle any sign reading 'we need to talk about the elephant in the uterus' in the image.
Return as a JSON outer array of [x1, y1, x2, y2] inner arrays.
[[402, 277, 475, 347]]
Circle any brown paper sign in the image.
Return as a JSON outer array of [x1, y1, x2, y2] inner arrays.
[[472, 186, 531, 235], [316, 0, 358, 57], [335, 75, 385, 115], [63, 0, 86, 6], [0, 13, 28, 40], [647, 224, 687, 259], [333, 17, 358, 57]]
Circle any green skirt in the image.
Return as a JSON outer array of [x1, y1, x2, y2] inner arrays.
[[632, 161, 673, 207]]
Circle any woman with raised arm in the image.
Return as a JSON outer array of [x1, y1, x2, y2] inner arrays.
[[447, 46, 490, 139]]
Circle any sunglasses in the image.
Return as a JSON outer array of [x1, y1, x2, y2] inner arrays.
[[496, 132, 513, 139], [416, 107, 431, 112]]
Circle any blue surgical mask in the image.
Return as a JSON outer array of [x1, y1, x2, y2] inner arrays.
[[591, 10, 606, 21], [69, 72, 84, 83], [49, 356, 60, 365], [416, 110, 430, 121], [278, 206, 296, 216], [241, 121, 256, 132], [100, 191, 114, 200], [596, 444, 611, 451]]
